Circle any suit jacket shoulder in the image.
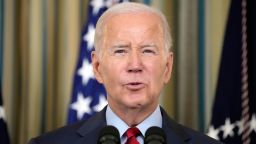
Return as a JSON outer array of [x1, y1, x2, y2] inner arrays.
[[28, 108, 107, 144], [160, 107, 222, 144], [29, 106, 222, 144]]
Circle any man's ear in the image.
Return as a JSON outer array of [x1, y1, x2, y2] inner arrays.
[[91, 51, 104, 84], [163, 52, 173, 84]]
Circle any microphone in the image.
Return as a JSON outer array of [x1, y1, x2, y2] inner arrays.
[[144, 126, 166, 144], [97, 125, 120, 144]]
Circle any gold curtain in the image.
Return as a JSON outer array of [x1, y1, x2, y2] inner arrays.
[[3, 0, 88, 143], [204, 0, 230, 128]]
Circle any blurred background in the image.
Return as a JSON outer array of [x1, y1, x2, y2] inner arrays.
[[1, 0, 255, 144]]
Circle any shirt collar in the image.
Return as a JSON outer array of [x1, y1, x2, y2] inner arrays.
[[106, 105, 162, 137]]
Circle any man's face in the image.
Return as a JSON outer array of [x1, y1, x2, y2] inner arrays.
[[92, 12, 173, 110]]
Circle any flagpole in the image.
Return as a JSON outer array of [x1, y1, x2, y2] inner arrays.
[[241, 0, 250, 144]]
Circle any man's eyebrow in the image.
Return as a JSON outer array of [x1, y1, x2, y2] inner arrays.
[[111, 43, 131, 48], [141, 44, 158, 48]]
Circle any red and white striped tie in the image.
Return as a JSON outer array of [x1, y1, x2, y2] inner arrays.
[[125, 127, 141, 144]]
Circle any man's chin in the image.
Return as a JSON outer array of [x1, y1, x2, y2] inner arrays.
[[124, 101, 146, 109]]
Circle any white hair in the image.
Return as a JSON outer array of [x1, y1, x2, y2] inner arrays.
[[94, 2, 172, 56]]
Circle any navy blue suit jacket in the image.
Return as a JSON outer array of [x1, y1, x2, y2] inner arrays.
[[28, 107, 222, 144]]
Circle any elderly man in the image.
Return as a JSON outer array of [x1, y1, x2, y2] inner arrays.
[[29, 2, 221, 144]]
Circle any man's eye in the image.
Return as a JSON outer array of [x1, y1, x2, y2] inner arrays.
[[114, 49, 127, 54], [112, 48, 128, 56], [142, 49, 156, 55]]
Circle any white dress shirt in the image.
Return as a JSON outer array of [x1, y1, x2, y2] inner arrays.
[[106, 105, 162, 144]]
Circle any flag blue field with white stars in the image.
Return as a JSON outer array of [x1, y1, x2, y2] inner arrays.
[[0, 87, 10, 144]]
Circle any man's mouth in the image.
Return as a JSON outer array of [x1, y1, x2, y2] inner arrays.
[[125, 82, 145, 90]]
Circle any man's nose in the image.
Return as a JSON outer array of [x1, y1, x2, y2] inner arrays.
[[127, 51, 143, 73]]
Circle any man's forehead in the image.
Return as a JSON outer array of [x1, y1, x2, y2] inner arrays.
[[105, 12, 161, 24], [103, 13, 162, 32]]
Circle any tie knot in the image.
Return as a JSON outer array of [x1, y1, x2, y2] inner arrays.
[[125, 127, 141, 139]]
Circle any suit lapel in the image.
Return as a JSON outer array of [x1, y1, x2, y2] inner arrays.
[[161, 107, 191, 144], [75, 107, 107, 144]]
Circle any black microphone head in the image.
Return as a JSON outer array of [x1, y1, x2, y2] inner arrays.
[[97, 125, 120, 144], [145, 126, 166, 144]]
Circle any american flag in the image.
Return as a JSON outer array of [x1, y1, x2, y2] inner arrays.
[[67, 0, 128, 124], [207, 0, 256, 143], [0, 87, 10, 144]]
